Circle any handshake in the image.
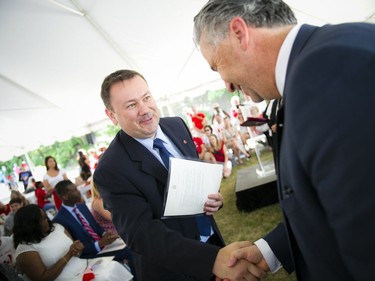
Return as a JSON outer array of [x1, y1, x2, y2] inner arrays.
[[213, 241, 270, 281]]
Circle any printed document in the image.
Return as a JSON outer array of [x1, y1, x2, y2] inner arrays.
[[163, 158, 223, 217], [98, 237, 126, 254]]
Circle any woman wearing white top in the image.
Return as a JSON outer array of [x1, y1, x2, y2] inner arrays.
[[13, 204, 133, 281], [42, 156, 68, 211]]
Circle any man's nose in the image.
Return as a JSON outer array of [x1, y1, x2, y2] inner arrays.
[[138, 100, 150, 114]]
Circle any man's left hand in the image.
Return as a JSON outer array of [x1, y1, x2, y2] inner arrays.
[[204, 193, 224, 215]]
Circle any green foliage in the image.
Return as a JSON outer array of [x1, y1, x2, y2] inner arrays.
[[98, 124, 120, 139], [0, 155, 25, 175], [26, 136, 87, 168], [207, 88, 229, 101]]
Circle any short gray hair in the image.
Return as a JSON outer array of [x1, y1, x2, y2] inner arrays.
[[193, 0, 297, 46]]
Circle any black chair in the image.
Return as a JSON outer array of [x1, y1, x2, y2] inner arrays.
[[0, 263, 24, 281]]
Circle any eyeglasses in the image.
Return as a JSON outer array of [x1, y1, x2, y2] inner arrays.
[[204, 129, 211, 132]]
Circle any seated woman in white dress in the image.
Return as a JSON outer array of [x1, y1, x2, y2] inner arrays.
[[13, 204, 133, 281]]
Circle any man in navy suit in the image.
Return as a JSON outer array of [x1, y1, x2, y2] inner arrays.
[[53, 180, 136, 277], [94, 69, 267, 281], [194, 0, 375, 280]]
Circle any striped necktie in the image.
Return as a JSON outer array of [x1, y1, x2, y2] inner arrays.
[[73, 207, 101, 241]]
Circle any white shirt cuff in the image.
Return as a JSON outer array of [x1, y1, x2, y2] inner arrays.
[[94, 241, 101, 252], [254, 238, 282, 273]]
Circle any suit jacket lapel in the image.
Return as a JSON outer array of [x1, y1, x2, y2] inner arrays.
[[60, 206, 82, 229], [276, 24, 318, 199], [117, 117, 196, 193], [160, 118, 197, 156], [118, 130, 168, 186]]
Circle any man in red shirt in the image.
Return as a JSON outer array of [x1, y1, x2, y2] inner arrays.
[[188, 106, 207, 134]]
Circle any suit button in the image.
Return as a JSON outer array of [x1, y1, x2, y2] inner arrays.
[[282, 185, 293, 198]]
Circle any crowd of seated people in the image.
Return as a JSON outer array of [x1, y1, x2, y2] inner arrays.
[[53, 179, 136, 279], [222, 116, 250, 164], [0, 99, 274, 278], [13, 204, 133, 281], [0, 145, 138, 280], [0, 178, 136, 280], [186, 101, 266, 176], [0, 141, 132, 275]]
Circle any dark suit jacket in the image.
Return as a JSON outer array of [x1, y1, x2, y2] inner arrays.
[[264, 23, 375, 281], [94, 117, 224, 281], [53, 203, 128, 261]]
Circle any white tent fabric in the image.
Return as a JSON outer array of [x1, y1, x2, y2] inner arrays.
[[0, 0, 374, 161]]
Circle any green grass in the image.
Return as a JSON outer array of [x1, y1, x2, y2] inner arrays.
[[214, 157, 297, 281]]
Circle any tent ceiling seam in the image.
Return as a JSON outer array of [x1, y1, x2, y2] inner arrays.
[[47, 0, 85, 16], [0, 74, 62, 110], [70, 0, 140, 71]]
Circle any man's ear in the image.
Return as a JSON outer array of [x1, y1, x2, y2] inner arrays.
[[63, 194, 68, 201], [229, 17, 250, 50], [105, 108, 119, 126]]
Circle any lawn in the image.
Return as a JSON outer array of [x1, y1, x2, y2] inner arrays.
[[213, 156, 297, 281]]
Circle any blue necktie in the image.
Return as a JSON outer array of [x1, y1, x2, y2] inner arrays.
[[153, 138, 212, 238], [153, 138, 173, 169]]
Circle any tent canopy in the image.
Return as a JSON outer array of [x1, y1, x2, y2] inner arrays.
[[1, 0, 374, 161]]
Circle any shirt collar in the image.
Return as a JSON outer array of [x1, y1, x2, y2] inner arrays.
[[275, 24, 302, 97], [62, 204, 76, 213], [135, 126, 165, 150]]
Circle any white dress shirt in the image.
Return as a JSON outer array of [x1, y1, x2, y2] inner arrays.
[[255, 24, 302, 273], [135, 126, 182, 167]]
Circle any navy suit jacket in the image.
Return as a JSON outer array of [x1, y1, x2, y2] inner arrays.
[[53, 203, 104, 258], [264, 23, 375, 281], [94, 117, 224, 281], [53, 203, 128, 261]]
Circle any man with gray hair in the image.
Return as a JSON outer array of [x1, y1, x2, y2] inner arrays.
[[194, 0, 375, 280]]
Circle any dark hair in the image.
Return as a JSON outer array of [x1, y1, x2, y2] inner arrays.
[[13, 204, 54, 248], [204, 125, 213, 133], [44, 156, 59, 171], [55, 179, 74, 199], [9, 198, 22, 206], [80, 171, 90, 181], [35, 181, 44, 189], [78, 152, 85, 167], [100, 69, 147, 111]]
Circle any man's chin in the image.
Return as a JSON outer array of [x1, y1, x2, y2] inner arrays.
[[141, 124, 159, 138], [243, 89, 264, 103]]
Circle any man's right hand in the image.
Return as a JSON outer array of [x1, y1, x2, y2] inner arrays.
[[228, 243, 270, 271], [99, 232, 118, 248], [212, 241, 267, 281]]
